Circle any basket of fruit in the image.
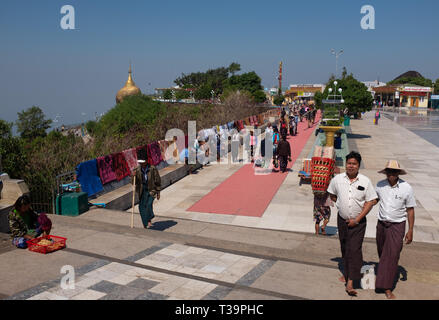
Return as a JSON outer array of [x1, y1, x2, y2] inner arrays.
[[26, 235, 67, 254]]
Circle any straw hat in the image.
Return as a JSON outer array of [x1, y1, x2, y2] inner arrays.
[[378, 160, 407, 175]]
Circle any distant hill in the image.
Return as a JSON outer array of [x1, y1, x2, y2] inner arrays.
[[393, 71, 424, 81], [388, 70, 432, 87]]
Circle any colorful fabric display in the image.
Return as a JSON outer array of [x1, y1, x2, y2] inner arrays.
[[158, 140, 169, 162], [75, 159, 104, 196], [147, 141, 163, 166], [112, 152, 131, 181], [97, 155, 117, 184], [227, 122, 235, 130], [253, 115, 259, 126], [122, 148, 138, 171], [239, 120, 244, 130], [249, 117, 254, 126]]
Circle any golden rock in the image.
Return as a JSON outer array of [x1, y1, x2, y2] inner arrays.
[[116, 64, 141, 103]]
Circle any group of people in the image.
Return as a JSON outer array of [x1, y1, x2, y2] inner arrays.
[[313, 151, 416, 299]]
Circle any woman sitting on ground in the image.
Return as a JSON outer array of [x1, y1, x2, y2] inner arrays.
[[8, 195, 52, 249]]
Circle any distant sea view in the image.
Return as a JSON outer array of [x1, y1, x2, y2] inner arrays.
[[382, 108, 439, 148]]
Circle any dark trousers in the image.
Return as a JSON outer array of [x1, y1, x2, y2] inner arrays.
[[139, 186, 155, 227], [337, 214, 367, 280], [278, 155, 288, 172], [375, 220, 406, 290]]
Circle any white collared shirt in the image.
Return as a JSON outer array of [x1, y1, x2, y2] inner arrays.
[[327, 172, 378, 220], [376, 179, 416, 223]]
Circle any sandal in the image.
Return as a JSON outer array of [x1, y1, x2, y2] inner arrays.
[[345, 288, 358, 297]]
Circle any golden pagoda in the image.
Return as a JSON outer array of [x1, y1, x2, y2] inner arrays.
[[116, 64, 141, 103]]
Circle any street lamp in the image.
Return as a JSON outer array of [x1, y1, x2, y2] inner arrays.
[[331, 49, 344, 78]]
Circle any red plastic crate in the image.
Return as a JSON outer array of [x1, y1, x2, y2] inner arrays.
[[26, 235, 67, 254]]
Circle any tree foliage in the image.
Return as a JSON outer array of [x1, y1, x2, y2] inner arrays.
[[387, 76, 433, 87], [16, 106, 52, 140], [315, 72, 373, 115], [97, 95, 167, 136], [173, 63, 265, 102], [434, 79, 439, 95], [273, 94, 285, 106], [0, 119, 13, 139]]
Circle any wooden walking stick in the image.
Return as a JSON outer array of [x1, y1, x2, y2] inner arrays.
[[131, 174, 136, 228]]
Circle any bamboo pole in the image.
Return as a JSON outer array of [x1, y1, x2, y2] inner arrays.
[[131, 174, 136, 228]]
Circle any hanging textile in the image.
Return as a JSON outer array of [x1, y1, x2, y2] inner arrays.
[[96, 155, 117, 185], [122, 148, 138, 172], [158, 140, 169, 162], [112, 152, 131, 181], [147, 141, 163, 166], [75, 159, 103, 197], [239, 120, 244, 131]]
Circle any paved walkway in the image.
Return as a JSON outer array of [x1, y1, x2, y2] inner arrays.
[[2, 110, 439, 301], [188, 112, 321, 216], [129, 111, 439, 243]]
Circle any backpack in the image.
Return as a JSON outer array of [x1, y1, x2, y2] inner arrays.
[[274, 133, 279, 145]]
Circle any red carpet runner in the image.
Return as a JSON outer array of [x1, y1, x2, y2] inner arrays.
[[187, 111, 321, 217]]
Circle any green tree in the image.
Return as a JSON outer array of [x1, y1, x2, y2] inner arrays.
[[97, 95, 167, 136], [0, 119, 13, 139], [16, 106, 52, 140], [434, 79, 439, 94], [273, 95, 285, 106], [175, 90, 191, 100], [163, 89, 173, 100], [228, 62, 241, 76], [315, 72, 373, 115], [252, 90, 267, 103], [194, 83, 213, 100]]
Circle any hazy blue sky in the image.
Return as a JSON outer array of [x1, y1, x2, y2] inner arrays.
[[1, 0, 438, 127]]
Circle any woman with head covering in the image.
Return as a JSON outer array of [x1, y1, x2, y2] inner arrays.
[[9, 195, 52, 248]]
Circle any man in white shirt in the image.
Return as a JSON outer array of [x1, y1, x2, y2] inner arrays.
[[327, 151, 378, 296], [375, 160, 416, 299]]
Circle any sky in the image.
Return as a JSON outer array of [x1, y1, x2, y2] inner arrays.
[[1, 0, 438, 128]]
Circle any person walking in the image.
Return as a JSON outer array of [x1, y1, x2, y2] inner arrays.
[[272, 127, 280, 169], [306, 108, 313, 128], [279, 118, 288, 138], [131, 156, 161, 229], [375, 160, 416, 299], [327, 151, 378, 296], [276, 134, 291, 173], [375, 109, 381, 125], [249, 130, 257, 163], [231, 131, 240, 163], [313, 192, 333, 235]]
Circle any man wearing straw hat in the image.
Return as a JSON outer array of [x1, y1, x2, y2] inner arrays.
[[131, 156, 161, 229], [327, 151, 378, 296], [375, 160, 416, 299]]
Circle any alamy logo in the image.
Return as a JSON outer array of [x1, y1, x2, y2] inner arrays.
[[60, 265, 75, 289], [60, 5, 75, 30], [361, 5, 375, 30]]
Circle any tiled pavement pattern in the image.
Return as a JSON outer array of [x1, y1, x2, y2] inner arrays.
[[6, 242, 277, 300]]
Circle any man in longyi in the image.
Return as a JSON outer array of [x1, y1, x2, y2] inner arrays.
[[327, 151, 378, 296], [374, 160, 416, 299]]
